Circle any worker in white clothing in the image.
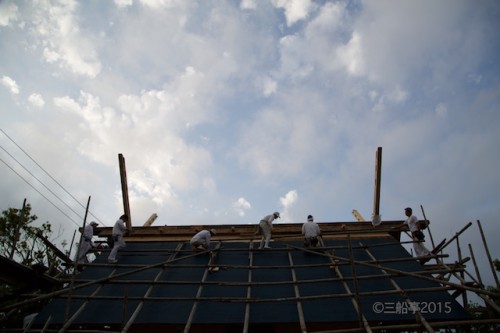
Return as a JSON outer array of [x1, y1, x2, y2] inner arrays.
[[190, 229, 216, 252], [75, 221, 99, 264], [259, 212, 280, 249], [108, 214, 128, 263], [302, 215, 321, 247], [396, 207, 431, 264]]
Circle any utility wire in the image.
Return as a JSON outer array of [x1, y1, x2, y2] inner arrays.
[[0, 143, 86, 223], [0, 156, 81, 227], [0, 128, 106, 226]]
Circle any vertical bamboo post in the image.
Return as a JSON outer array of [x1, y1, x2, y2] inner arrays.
[[243, 242, 254, 333], [468, 243, 483, 287], [477, 220, 499, 288], [118, 153, 132, 230], [66, 196, 91, 322], [347, 234, 363, 330], [456, 237, 468, 306], [420, 205, 435, 249]]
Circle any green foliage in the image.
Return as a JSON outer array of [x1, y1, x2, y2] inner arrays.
[[0, 202, 53, 267]]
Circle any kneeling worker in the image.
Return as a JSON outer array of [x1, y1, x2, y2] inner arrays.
[[191, 229, 216, 251]]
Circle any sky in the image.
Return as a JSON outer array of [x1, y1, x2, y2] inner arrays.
[[1, 0, 499, 292]]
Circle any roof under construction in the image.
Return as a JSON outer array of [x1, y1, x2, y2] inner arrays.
[[12, 220, 495, 333]]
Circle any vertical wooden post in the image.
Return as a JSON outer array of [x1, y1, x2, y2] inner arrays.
[[118, 154, 132, 230], [372, 147, 382, 225]]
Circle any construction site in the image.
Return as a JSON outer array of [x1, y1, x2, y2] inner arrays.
[[1, 150, 499, 332]]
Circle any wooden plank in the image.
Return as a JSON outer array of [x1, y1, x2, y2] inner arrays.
[[118, 154, 132, 230]]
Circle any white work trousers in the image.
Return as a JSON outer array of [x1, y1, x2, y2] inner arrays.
[[108, 235, 126, 261]]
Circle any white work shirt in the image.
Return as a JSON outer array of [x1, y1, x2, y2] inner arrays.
[[83, 224, 96, 247], [112, 218, 127, 236], [302, 222, 321, 238], [404, 215, 419, 232], [261, 214, 277, 228], [191, 230, 211, 247]]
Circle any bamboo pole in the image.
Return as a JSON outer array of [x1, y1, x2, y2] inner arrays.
[[361, 242, 435, 333], [51, 285, 455, 303], [0, 243, 213, 312], [468, 243, 483, 287], [420, 205, 435, 249], [477, 220, 499, 288], [287, 245, 500, 299], [183, 243, 221, 333], [288, 252, 307, 333], [439, 222, 472, 252], [456, 237, 468, 307], [347, 235, 364, 330], [67, 266, 461, 288], [65, 196, 91, 322], [243, 241, 254, 333], [121, 243, 183, 333]]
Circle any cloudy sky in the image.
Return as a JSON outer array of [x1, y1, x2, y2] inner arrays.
[[1, 0, 499, 286]]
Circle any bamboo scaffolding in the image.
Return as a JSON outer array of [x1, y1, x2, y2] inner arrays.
[[288, 252, 307, 333], [53, 285, 455, 303], [75, 250, 449, 270], [438, 222, 472, 252], [0, 243, 212, 312], [288, 245, 500, 299], [65, 267, 462, 288], [420, 204, 435, 249], [360, 242, 435, 333], [430, 255, 500, 314], [242, 241, 254, 333], [347, 235, 364, 331], [183, 243, 221, 333], [90, 237, 419, 254], [468, 243, 483, 287], [477, 220, 499, 288], [121, 243, 183, 333], [65, 196, 91, 323], [456, 237, 468, 306], [57, 267, 115, 333], [15, 223, 499, 333]]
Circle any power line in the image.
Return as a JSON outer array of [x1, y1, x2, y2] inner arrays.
[[0, 156, 81, 227], [0, 143, 86, 223], [0, 128, 107, 226]]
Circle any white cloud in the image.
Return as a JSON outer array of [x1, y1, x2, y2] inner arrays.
[[336, 31, 364, 76], [279, 189, 298, 221], [28, 93, 45, 108], [1, 75, 19, 94], [240, 0, 257, 10], [272, 0, 313, 26], [233, 197, 251, 217], [0, 2, 18, 26], [32, 0, 102, 78], [114, 0, 133, 8]]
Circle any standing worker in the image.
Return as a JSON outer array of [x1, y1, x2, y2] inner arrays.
[[75, 221, 99, 264], [397, 207, 431, 264], [302, 215, 321, 247], [108, 214, 128, 264], [190, 229, 216, 252], [259, 212, 280, 249]]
